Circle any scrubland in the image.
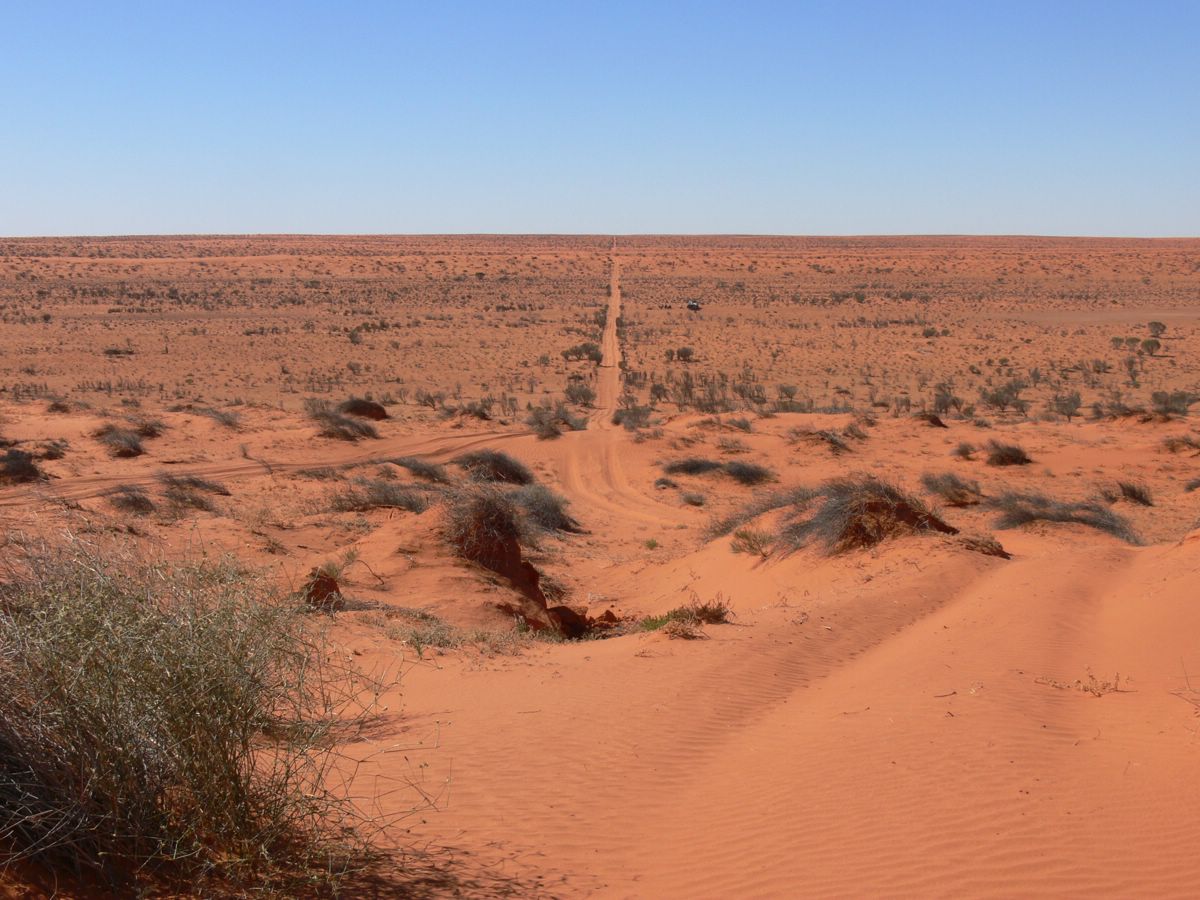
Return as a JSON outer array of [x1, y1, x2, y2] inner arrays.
[[1, 235, 1199, 896]]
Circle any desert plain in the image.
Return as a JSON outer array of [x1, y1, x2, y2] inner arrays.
[[2, 234, 1200, 896]]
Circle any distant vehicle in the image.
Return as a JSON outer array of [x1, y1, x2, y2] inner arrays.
[[686, 300, 702, 311]]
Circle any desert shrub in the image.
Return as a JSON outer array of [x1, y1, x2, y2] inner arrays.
[[988, 492, 1139, 543], [164, 485, 218, 512], [130, 417, 167, 438], [957, 534, 1012, 559], [727, 417, 753, 433], [389, 456, 450, 484], [707, 486, 820, 538], [170, 405, 240, 429], [526, 403, 586, 440], [612, 405, 653, 430], [105, 485, 156, 515], [1185, 478, 1200, 493], [788, 428, 850, 455], [681, 491, 706, 507], [158, 473, 231, 496], [95, 424, 145, 458], [197, 406, 241, 428], [444, 487, 530, 563], [729, 528, 773, 557], [330, 479, 429, 513], [921, 472, 984, 506], [985, 440, 1031, 466], [952, 441, 976, 460], [723, 461, 774, 485], [336, 397, 389, 421], [1099, 481, 1153, 507], [654, 476, 678, 490], [0, 450, 42, 484], [304, 399, 378, 441], [663, 458, 724, 476], [1162, 435, 1200, 455], [780, 476, 957, 554], [842, 422, 868, 440], [39, 440, 67, 460], [564, 381, 596, 406], [0, 539, 381, 890], [1050, 391, 1083, 422], [1151, 391, 1194, 418], [641, 595, 732, 631], [454, 450, 534, 485], [511, 484, 582, 534], [915, 412, 948, 428]]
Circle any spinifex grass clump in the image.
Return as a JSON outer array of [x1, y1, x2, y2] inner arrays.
[[305, 398, 379, 441], [454, 449, 534, 485], [987, 492, 1139, 544], [0, 539, 384, 891], [780, 476, 958, 554]]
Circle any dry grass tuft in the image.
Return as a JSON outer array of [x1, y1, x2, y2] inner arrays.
[[987, 491, 1139, 544], [0, 538, 387, 892]]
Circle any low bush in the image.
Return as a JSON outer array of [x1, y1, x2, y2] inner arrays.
[[305, 399, 379, 441], [0, 449, 42, 483], [921, 472, 984, 506], [330, 479, 430, 513], [681, 491, 706, 507], [454, 450, 534, 485], [389, 456, 450, 484], [723, 461, 774, 486], [729, 528, 773, 557], [780, 476, 957, 554], [526, 403, 586, 439], [511, 484, 582, 534], [336, 397, 389, 420], [95, 424, 145, 458], [0, 539, 381, 891], [987, 492, 1139, 543], [985, 440, 1031, 466], [105, 485, 155, 515], [158, 473, 231, 496], [444, 487, 531, 564], [663, 458, 724, 476], [952, 441, 976, 460], [1097, 481, 1153, 506]]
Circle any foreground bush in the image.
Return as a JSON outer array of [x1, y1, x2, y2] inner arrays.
[[0, 540, 382, 891]]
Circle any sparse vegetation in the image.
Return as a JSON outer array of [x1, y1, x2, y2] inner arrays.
[[921, 472, 984, 506], [454, 449, 534, 485], [985, 440, 1032, 466], [988, 492, 1139, 543], [0, 449, 43, 483], [0, 538, 383, 891], [305, 398, 379, 441], [330, 478, 430, 513], [94, 424, 145, 458], [511, 484, 582, 534], [778, 476, 957, 555]]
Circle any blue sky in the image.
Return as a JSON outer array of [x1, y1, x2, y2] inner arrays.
[[2, 1, 1197, 236]]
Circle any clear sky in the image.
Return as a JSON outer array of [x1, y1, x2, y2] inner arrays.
[[2, 1, 1197, 236]]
